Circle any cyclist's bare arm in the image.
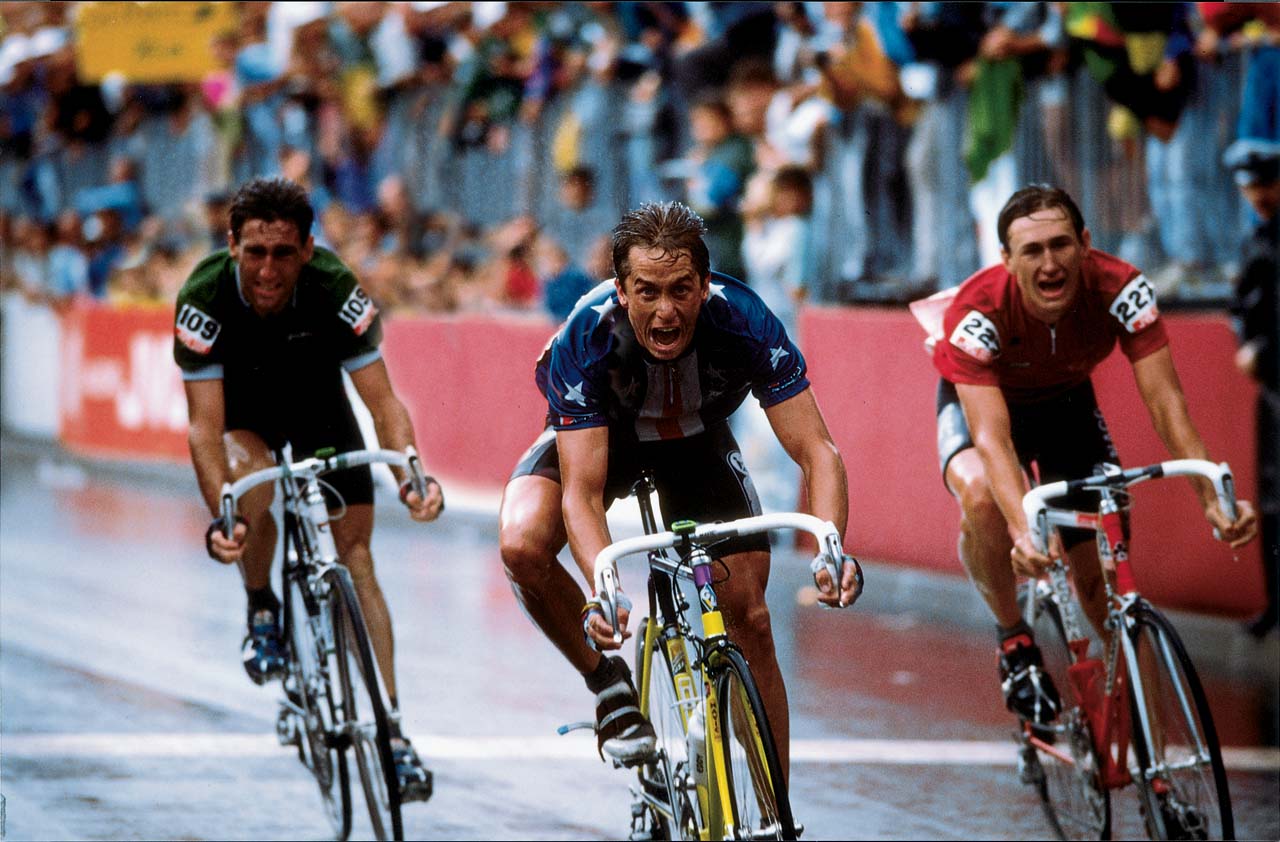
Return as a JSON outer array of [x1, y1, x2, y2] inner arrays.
[[1132, 348, 1257, 546], [955, 382, 1052, 574], [764, 387, 859, 605], [558, 425, 630, 648], [183, 378, 246, 562], [349, 358, 443, 521], [764, 388, 849, 535]]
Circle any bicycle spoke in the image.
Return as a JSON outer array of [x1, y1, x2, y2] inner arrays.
[[635, 619, 699, 840], [716, 650, 793, 841], [331, 568, 403, 841], [1021, 586, 1111, 841], [283, 572, 351, 840], [1128, 605, 1233, 841]]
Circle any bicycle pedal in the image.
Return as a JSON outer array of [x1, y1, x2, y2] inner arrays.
[[1017, 746, 1045, 786], [275, 711, 300, 747], [557, 720, 596, 736], [399, 771, 434, 804]]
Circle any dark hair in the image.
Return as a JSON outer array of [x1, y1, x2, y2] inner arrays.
[[564, 165, 596, 189], [772, 165, 813, 201], [727, 58, 777, 91], [228, 177, 314, 243], [689, 91, 733, 124], [612, 202, 709, 283], [996, 184, 1085, 250]]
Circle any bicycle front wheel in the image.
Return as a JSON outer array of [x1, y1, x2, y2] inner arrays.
[[1022, 584, 1112, 840], [328, 566, 403, 841], [635, 618, 699, 840], [714, 648, 794, 840], [284, 570, 351, 840], [1127, 602, 1233, 840]]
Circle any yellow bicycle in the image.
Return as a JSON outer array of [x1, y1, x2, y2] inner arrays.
[[594, 471, 859, 841]]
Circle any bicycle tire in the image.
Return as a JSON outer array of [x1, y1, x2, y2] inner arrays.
[[1021, 585, 1113, 841], [328, 566, 403, 841], [284, 569, 352, 840], [714, 648, 795, 841], [1126, 601, 1233, 841], [634, 617, 699, 840]]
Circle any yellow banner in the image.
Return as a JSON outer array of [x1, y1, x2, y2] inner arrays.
[[74, 2, 238, 84]]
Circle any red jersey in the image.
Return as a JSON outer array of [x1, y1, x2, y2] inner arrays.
[[931, 250, 1169, 402]]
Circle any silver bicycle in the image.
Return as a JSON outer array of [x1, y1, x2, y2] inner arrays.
[[219, 443, 430, 841]]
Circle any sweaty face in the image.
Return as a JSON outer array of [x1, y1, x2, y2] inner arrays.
[[229, 219, 313, 316], [1002, 209, 1090, 324], [615, 247, 709, 361]]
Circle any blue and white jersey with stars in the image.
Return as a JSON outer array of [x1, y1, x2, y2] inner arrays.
[[536, 273, 809, 442]]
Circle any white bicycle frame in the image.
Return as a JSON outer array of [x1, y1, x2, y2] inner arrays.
[[219, 443, 429, 561]]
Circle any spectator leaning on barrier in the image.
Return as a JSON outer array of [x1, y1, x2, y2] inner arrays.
[[1224, 141, 1280, 638]]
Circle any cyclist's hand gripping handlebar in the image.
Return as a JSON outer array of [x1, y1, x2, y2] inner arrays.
[[1021, 459, 1243, 555], [205, 483, 246, 563], [399, 445, 445, 519], [591, 513, 862, 644]]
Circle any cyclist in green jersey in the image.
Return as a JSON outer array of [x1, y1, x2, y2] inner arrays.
[[173, 177, 443, 801]]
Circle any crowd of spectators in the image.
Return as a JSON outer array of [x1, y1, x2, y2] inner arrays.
[[1, 1, 1278, 323]]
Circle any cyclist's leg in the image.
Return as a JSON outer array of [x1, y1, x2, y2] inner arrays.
[[224, 429, 278, 594], [499, 473, 599, 674], [716, 547, 790, 776], [1065, 541, 1110, 640], [652, 424, 790, 773], [937, 379, 1021, 627], [330, 504, 394, 696], [1036, 381, 1120, 642], [224, 429, 286, 682], [945, 447, 1021, 627], [502, 428, 657, 762]]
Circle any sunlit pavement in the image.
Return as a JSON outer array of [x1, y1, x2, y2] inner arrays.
[[2, 437, 1276, 840]]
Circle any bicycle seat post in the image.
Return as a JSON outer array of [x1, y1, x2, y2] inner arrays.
[[634, 469, 661, 536]]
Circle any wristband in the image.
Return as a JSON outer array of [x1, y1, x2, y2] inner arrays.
[[580, 592, 633, 650]]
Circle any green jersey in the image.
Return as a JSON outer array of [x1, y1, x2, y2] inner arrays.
[[173, 246, 382, 448]]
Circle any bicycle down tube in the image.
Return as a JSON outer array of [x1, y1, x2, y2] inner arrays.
[[1019, 459, 1238, 841], [217, 444, 429, 842], [608, 472, 844, 841]]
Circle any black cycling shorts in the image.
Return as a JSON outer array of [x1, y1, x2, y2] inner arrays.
[[228, 397, 373, 509], [936, 378, 1121, 549], [510, 421, 769, 557]]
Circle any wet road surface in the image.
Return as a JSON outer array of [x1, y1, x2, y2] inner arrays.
[[2, 440, 1276, 840]]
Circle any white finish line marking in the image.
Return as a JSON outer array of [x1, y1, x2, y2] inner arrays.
[[4, 734, 1277, 771]]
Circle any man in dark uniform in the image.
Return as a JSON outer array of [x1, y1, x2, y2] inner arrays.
[[498, 202, 861, 771], [173, 177, 442, 799], [1224, 141, 1280, 637]]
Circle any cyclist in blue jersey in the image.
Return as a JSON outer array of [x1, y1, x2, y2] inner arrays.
[[499, 202, 861, 770]]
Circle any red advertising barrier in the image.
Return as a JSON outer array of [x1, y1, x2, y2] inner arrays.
[[800, 306, 1264, 617], [380, 313, 556, 490], [55, 301, 1264, 616], [59, 302, 190, 462]]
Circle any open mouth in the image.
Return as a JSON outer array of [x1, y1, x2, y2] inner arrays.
[[1037, 277, 1067, 299], [650, 326, 682, 352]]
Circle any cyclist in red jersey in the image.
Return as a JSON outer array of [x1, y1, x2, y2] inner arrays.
[[930, 184, 1257, 726]]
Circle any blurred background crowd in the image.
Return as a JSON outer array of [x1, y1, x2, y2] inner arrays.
[[1, 1, 1278, 324]]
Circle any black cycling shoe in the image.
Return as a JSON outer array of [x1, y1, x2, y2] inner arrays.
[[392, 738, 433, 803], [999, 634, 1061, 726], [595, 656, 657, 765], [242, 609, 288, 685]]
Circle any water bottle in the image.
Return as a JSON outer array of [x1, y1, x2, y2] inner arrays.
[[686, 705, 708, 788]]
